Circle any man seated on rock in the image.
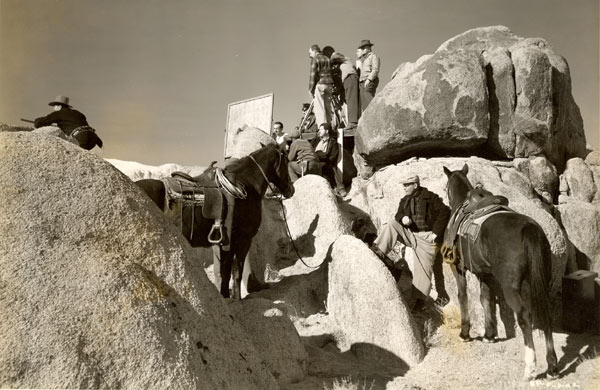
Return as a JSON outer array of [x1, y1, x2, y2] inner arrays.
[[287, 128, 321, 182], [272, 121, 289, 151], [34, 95, 103, 150], [311, 123, 346, 197], [370, 175, 450, 310]]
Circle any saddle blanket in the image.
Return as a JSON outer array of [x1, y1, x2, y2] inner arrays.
[[458, 209, 513, 242], [162, 176, 205, 206]]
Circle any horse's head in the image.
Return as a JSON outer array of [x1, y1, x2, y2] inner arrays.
[[255, 143, 295, 198], [443, 164, 473, 211]]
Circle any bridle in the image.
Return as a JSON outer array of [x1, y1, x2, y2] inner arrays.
[[249, 147, 318, 269]]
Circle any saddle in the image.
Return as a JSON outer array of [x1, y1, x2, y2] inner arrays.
[[442, 187, 511, 267], [162, 166, 235, 251]]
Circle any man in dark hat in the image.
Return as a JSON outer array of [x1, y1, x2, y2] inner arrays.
[[34, 95, 102, 150], [370, 175, 450, 310], [308, 45, 334, 128], [356, 39, 380, 111]]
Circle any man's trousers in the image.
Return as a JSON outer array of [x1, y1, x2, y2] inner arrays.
[[313, 83, 333, 127], [373, 218, 438, 297]]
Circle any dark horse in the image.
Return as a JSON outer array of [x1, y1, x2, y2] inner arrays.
[[443, 164, 557, 380], [136, 143, 295, 299]]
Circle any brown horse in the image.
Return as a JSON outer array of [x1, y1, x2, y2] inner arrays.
[[443, 164, 557, 380], [136, 143, 294, 299]]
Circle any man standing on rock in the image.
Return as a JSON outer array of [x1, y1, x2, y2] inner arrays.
[[330, 52, 360, 131], [308, 45, 334, 128], [34, 95, 103, 150], [370, 175, 450, 310], [356, 39, 380, 111]]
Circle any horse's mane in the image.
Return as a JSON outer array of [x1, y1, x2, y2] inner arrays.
[[225, 144, 276, 174]]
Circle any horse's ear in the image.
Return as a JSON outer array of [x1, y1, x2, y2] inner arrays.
[[259, 142, 266, 148], [443, 166, 452, 177], [461, 164, 469, 174]]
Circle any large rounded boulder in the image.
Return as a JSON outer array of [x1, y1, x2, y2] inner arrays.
[[0, 131, 277, 389], [355, 26, 586, 177]]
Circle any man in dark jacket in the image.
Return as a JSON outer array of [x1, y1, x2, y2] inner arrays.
[[311, 123, 346, 197], [34, 95, 102, 150], [371, 175, 450, 309], [287, 129, 321, 182]]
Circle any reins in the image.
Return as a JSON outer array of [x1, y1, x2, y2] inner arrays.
[[248, 152, 320, 269]]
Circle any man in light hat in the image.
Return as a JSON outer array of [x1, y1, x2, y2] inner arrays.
[[356, 39, 380, 111], [370, 174, 450, 310], [34, 95, 102, 150]]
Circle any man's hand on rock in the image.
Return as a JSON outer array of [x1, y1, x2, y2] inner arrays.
[[401, 216, 411, 226]]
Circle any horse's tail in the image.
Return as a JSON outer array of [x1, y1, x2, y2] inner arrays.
[[523, 223, 553, 333]]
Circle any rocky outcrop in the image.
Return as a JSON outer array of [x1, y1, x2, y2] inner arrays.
[[355, 26, 586, 177], [0, 131, 277, 389], [513, 156, 559, 203], [562, 157, 597, 202], [327, 235, 424, 366], [227, 125, 275, 159], [557, 201, 600, 273], [278, 175, 351, 272], [228, 298, 308, 385]]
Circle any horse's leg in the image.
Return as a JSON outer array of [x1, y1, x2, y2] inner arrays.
[[544, 331, 558, 379], [231, 239, 252, 300], [219, 247, 233, 298], [480, 274, 497, 342], [451, 264, 471, 341], [504, 285, 537, 380]]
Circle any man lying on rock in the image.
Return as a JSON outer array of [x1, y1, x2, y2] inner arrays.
[[34, 95, 103, 150], [370, 175, 450, 311]]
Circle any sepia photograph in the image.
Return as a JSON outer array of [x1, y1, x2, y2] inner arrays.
[[1, 0, 599, 389]]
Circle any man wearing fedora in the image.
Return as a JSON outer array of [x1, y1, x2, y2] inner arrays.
[[370, 175, 450, 310], [308, 45, 334, 128], [356, 39, 380, 111], [34, 95, 102, 150]]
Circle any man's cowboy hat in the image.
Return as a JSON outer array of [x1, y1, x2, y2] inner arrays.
[[48, 95, 71, 107], [402, 175, 420, 185], [358, 39, 374, 49]]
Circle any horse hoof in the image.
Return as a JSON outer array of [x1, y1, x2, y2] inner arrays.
[[546, 371, 559, 380], [459, 334, 472, 342], [483, 336, 497, 343]]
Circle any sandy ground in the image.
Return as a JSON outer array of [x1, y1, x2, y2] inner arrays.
[[286, 303, 600, 390]]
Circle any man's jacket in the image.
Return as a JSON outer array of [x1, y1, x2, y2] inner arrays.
[[394, 186, 450, 243], [310, 136, 338, 165], [34, 107, 89, 136], [309, 53, 334, 95]]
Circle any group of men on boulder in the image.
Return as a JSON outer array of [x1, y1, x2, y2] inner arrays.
[[304, 39, 380, 134]]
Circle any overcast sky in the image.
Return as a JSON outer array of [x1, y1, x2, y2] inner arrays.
[[1, 0, 598, 166]]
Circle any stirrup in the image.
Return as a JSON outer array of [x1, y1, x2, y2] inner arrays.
[[208, 221, 223, 244]]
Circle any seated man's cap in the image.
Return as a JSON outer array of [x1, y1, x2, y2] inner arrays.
[[402, 175, 420, 185]]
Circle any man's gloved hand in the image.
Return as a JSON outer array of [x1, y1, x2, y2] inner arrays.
[[401, 216, 411, 226], [426, 232, 437, 242]]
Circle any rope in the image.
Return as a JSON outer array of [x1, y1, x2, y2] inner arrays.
[[275, 196, 321, 269], [215, 168, 247, 199], [247, 153, 320, 269]]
